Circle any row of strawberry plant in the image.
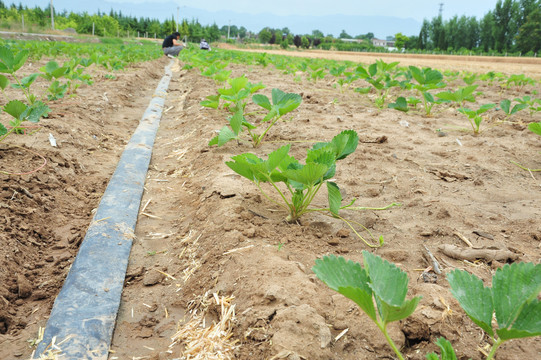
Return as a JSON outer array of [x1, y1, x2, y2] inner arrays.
[[178, 47, 541, 359], [1, 40, 162, 144]]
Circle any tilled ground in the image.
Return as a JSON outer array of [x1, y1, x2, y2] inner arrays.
[[1, 49, 541, 360]]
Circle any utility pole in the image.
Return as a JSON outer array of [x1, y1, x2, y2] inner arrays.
[[228, 20, 231, 40], [50, 0, 55, 29], [438, 3, 444, 17], [176, 6, 179, 32]]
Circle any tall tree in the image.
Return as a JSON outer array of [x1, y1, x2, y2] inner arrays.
[[516, 8, 541, 53], [431, 16, 446, 50], [418, 19, 430, 49], [480, 11, 495, 51], [493, 0, 519, 52]]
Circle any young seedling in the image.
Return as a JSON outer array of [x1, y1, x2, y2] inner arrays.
[[226, 131, 394, 246], [408, 66, 448, 116], [499, 99, 528, 121], [209, 88, 301, 148], [0, 46, 50, 142], [313, 252, 421, 360], [436, 85, 496, 134], [356, 60, 401, 109], [457, 103, 497, 134], [314, 254, 541, 360], [514, 96, 541, 116], [447, 263, 541, 360], [40, 61, 70, 101], [218, 75, 265, 113]]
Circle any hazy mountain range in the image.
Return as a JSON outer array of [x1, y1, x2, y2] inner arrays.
[[51, 1, 422, 38]]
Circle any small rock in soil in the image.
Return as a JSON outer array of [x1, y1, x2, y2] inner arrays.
[[335, 228, 350, 238], [17, 274, 32, 299], [327, 238, 340, 246], [143, 270, 164, 286]]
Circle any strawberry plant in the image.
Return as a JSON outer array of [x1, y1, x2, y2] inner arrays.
[[436, 85, 496, 134], [514, 96, 541, 116], [313, 252, 421, 359], [227, 131, 355, 222], [314, 254, 541, 360], [458, 103, 497, 134], [408, 66, 448, 116], [0, 46, 50, 142], [356, 60, 402, 109], [226, 131, 394, 246], [209, 88, 301, 148], [499, 99, 528, 121], [446, 263, 541, 359]]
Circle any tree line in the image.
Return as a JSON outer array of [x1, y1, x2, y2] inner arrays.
[[0, 1, 242, 42], [0, 0, 539, 54], [411, 0, 540, 54]]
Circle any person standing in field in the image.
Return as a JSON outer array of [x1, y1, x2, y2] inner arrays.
[[200, 38, 211, 50], [162, 31, 184, 56]]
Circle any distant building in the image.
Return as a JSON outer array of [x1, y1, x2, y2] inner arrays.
[[371, 38, 395, 48]]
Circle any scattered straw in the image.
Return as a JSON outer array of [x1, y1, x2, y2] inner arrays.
[[155, 269, 177, 281], [141, 212, 162, 219], [30, 334, 74, 360], [171, 292, 239, 360], [222, 245, 255, 256]]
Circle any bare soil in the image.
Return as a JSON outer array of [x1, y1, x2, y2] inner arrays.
[[1, 48, 540, 360]]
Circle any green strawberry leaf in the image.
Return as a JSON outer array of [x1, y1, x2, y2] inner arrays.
[[389, 97, 409, 112], [208, 135, 219, 146], [276, 93, 302, 115], [13, 49, 29, 72], [226, 153, 262, 181], [23, 101, 50, 123], [0, 46, 14, 73], [283, 162, 329, 186], [229, 109, 244, 135], [3, 100, 27, 120], [313, 255, 377, 321], [217, 126, 237, 146], [327, 181, 341, 216], [0, 74, 8, 90], [330, 130, 359, 160], [528, 122, 541, 136], [252, 93, 271, 110], [492, 262, 541, 331], [377, 296, 421, 323], [447, 269, 494, 337], [271, 88, 285, 105], [500, 99, 511, 114], [497, 298, 541, 340], [266, 144, 290, 172], [363, 251, 408, 306]]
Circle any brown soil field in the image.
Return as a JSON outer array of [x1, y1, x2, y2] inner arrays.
[[0, 46, 540, 360]]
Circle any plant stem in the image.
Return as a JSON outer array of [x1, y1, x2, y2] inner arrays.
[[13, 74, 32, 104], [486, 338, 503, 360], [380, 323, 405, 360], [256, 181, 289, 212], [256, 116, 280, 147], [346, 202, 401, 211]]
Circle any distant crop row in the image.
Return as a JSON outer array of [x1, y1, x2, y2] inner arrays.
[[176, 47, 541, 360], [179, 48, 541, 139], [0, 40, 161, 144]]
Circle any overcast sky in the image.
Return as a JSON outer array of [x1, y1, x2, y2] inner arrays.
[[19, 0, 500, 22]]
